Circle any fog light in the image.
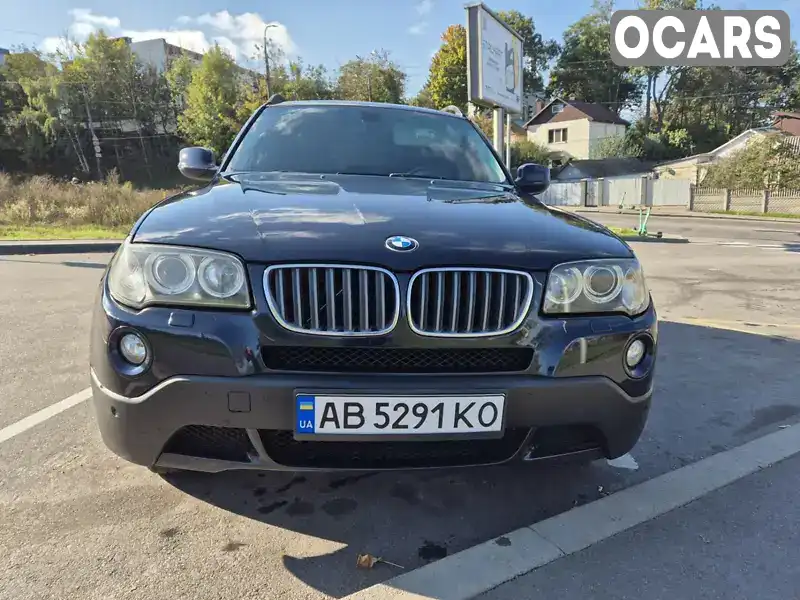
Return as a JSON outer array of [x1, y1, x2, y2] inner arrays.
[[625, 339, 646, 368], [119, 333, 147, 365]]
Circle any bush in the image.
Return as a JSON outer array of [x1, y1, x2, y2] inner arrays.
[[703, 134, 800, 190], [509, 140, 551, 170], [0, 171, 177, 229]]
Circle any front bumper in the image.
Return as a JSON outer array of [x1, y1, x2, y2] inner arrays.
[[89, 268, 657, 472], [90, 368, 652, 472]]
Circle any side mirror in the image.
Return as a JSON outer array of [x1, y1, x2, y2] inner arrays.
[[514, 163, 550, 195], [178, 147, 218, 181]]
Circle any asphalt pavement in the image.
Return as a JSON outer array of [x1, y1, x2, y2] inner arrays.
[[581, 211, 800, 246], [481, 453, 800, 600], [1, 237, 800, 600]]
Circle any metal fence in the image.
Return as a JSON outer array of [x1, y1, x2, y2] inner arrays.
[[691, 187, 800, 215], [541, 176, 690, 208]]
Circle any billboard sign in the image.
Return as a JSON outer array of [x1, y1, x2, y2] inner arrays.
[[466, 3, 524, 114]]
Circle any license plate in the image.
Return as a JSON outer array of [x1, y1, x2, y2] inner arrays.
[[295, 394, 505, 436]]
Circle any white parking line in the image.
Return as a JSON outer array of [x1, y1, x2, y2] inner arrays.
[[345, 424, 800, 600], [0, 387, 92, 444]]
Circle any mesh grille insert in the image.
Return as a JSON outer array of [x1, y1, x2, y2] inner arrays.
[[162, 425, 255, 462], [262, 346, 534, 373], [259, 428, 531, 469]]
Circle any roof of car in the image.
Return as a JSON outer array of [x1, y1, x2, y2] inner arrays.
[[264, 99, 466, 119]]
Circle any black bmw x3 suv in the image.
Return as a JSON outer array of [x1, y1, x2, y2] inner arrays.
[[89, 99, 657, 473]]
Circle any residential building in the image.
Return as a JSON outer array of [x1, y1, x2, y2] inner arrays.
[[523, 98, 629, 161], [118, 37, 260, 84], [119, 38, 204, 73], [772, 111, 800, 136], [552, 158, 657, 182], [654, 127, 780, 185], [0, 48, 9, 67]]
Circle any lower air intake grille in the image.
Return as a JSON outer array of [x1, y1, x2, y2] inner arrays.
[[162, 426, 255, 462], [264, 264, 400, 336], [259, 428, 531, 469], [262, 346, 534, 373]]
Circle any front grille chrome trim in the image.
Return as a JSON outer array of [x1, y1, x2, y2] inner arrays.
[[263, 263, 401, 337], [406, 267, 534, 338]]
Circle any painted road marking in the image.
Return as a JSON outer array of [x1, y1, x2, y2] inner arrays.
[[666, 317, 800, 335], [345, 424, 800, 600], [0, 387, 92, 445]]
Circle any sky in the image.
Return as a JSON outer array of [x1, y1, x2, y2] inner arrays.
[[1, 0, 798, 97]]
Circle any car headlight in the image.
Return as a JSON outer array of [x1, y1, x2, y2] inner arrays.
[[543, 259, 649, 316], [108, 242, 250, 309]]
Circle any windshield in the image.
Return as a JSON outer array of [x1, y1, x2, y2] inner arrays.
[[225, 104, 509, 185]]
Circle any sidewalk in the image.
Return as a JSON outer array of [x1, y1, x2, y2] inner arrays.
[[480, 453, 800, 600], [563, 205, 800, 224]]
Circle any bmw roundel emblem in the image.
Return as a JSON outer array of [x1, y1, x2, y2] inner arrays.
[[385, 235, 419, 252]]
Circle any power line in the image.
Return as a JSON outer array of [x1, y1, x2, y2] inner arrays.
[[0, 27, 45, 37]]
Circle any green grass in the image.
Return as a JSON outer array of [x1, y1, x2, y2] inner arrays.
[[610, 227, 640, 236], [0, 172, 175, 240], [0, 225, 129, 240], [709, 210, 800, 219]]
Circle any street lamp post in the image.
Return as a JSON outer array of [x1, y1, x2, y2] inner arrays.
[[263, 23, 277, 99]]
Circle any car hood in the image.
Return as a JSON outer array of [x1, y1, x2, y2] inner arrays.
[[133, 173, 632, 271]]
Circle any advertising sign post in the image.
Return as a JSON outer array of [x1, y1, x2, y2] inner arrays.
[[465, 3, 525, 162]]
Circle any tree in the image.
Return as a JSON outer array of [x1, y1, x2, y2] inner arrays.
[[632, 0, 697, 133], [589, 134, 643, 159], [510, 140, 552, 168], [703, 134, 800, 189], [495, 10, 559, 96], [336, 50, 406, 103], [408, 83, 435, 109], [548, 0, 642, 113], [279, 60, 333, 101], [0, 47, 62, 169], [165, 53, 195, 122], [427, 25, 468, 113], [178, 45, 242, 155]]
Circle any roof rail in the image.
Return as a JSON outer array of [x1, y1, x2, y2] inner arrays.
[[439, 105, 464, 117], [266, 93, 286, 105]]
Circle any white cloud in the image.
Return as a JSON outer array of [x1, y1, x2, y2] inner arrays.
[[69, 8, 121, 30], [40, 9, 296, 64], [123, 29, 213, 55], [192, 11, 296, 58], [409, 0, 433, 35], [415, 0, 433, 16]]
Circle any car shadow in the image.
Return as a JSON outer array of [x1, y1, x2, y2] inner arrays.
[[162, 321, 800, 598]]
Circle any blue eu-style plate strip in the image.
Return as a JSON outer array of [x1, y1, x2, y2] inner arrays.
[[296, 395, 316, 434]]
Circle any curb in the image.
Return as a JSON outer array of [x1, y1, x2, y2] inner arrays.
[[573, 208, 800, 224], [0, 240, 121, 255], [342, 425, 800, 600], [619, 234, 689, 244]]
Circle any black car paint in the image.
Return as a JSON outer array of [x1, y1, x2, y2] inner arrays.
[[91, 268, 656, 401], [131, 174, 632, 271], [89, 100, 656, 472]]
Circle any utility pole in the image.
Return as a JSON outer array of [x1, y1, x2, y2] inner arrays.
[[82, 85, 103, 180], [263, 23, 277, 100]]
